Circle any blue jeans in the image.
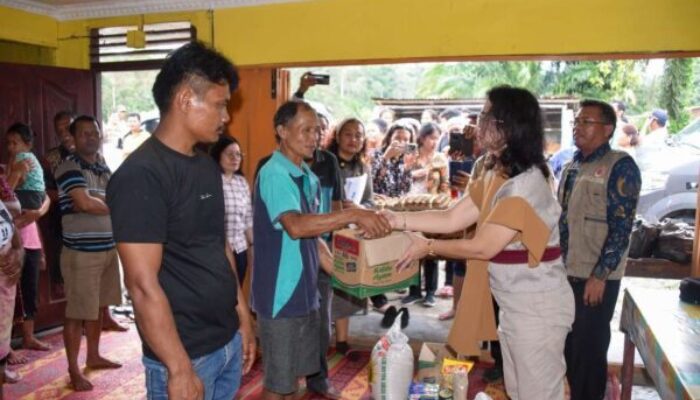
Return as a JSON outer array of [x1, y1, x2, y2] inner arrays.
[[143, 332, 242, 400]]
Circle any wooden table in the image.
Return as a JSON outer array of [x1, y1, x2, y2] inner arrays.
[[620, 286, 700, 400]]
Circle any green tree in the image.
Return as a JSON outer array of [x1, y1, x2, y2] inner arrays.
[[290, 64, 429, 121], [100, 70, 159, 122], [417, 61, 543, 98], [659, 58, 694, 133], [692, 58, 700, 107], [544, 60, 642, 103]]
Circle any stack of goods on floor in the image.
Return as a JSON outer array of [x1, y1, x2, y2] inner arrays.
[[409, 342, 476, 400], [374, 194, 465, 240]]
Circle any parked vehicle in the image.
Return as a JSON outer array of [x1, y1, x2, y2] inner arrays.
[[637, 119, 699, 224]]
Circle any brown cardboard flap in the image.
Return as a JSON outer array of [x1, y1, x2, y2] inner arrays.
[[363, 231, 412, 266]]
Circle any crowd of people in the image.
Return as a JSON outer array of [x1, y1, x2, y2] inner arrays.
[[0, 40, 645, 400]]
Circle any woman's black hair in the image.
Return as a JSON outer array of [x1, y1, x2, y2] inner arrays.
[[6, 122, 34, 146], [417, 122, 441, 148], [326, 118, 367, 165], [621, 123, 639, 147], [380, 122, 415, 152], [370, 118, 388, 135], [484, 85, 550, 179], [210, 134, 244, 176]]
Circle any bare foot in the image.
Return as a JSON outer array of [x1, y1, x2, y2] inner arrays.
[[68, 370, 94, 392], [7, 350, 27, 365], [86, 356, 122, 370], [4, 369, 21, 383], [102, 319, 129, 332], [438, 309, 455, 321], [22, 338, 51, 351]]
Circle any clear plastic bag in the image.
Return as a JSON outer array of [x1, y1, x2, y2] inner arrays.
[[370, 309, 414, 400]]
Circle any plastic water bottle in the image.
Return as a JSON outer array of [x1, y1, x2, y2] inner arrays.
[[452, 370, 468, 400]]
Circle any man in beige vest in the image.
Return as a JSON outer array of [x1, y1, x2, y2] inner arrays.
[[557, 100, 641, 400]]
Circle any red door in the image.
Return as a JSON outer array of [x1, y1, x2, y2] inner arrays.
[[0, 63, 95, 331]]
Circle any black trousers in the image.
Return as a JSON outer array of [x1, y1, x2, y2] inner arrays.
[[20, 249, 43, 319], [565, 277, 621, 400], [408, 258, 438, 297], [445, 261, 454, 286], [490, 296, 502, 368]]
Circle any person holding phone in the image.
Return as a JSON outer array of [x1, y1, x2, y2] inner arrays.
[[370, 123, 416, 197], [401, 122, 449, 307], [293, 72, 333, 147], [367, 122, 415, 312]]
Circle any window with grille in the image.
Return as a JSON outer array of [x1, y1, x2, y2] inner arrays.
[[91, 22, 196, 70]]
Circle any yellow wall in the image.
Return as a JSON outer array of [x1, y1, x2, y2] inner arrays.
[[2, 0, 700, 69], [214, 0, 700, 66], [0, 6, 212, 70], [0, 6, 57, 48], [0, 40, 55, 66]]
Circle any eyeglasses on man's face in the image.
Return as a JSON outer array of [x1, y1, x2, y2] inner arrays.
[[569, 118, 609, 127]]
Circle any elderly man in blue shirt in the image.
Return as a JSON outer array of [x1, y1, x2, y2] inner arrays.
[[252, 101, 391, 400]]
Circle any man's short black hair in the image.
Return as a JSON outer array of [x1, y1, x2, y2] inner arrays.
[[274, 101, 316, 128], [69, 115, 100, 136], [6, 122, 34, 145], [152, 41, 239, 116], [53, 110, 74, 125], [273, 101, 317, 143], [580, 99, 617, 135], [127, 112, 141, 121]]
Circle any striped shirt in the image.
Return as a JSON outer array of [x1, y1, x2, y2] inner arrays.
[[222, 174, 253, 253], [55, 154, 114, 252]]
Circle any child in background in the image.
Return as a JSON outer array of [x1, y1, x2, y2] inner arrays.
[[5, 123, 46, 211], [4, 123, 51, 354]]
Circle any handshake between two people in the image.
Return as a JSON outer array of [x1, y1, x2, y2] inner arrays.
[[347, 208, 428, 273]]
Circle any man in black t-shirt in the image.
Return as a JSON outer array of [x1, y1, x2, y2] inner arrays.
[[106, 42, 255, 400]]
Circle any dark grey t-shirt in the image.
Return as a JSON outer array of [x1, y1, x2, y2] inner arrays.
[[107, 136, 239, 361]]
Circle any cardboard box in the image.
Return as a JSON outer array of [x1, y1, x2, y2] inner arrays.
[[417, 342, 474, 386], [332, 229, 419, 298], [416, 342, 455, 383]]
